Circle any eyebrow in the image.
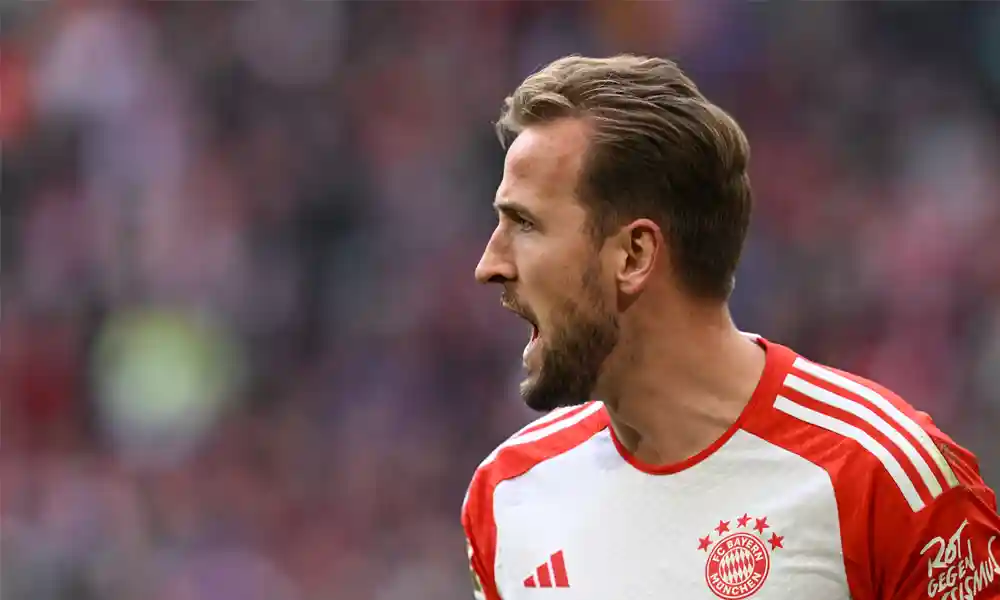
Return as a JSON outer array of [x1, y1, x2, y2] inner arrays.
[[493, 199, 540, 222]]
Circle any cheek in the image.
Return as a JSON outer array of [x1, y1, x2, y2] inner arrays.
[[520, 250, 573, 290], [548, 271, 605, 329], [518, 238, 600, 305], [542, 264, 587, 305]]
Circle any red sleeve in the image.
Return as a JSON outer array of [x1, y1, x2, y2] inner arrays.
[[873, 432, 1000, 600], [740, 346, 1000, 600], [462, 473, 501, 600], [458, 403, 608, 600]]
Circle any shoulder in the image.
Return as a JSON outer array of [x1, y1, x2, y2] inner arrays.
[[744, 349, 973, 513], [744, 347, 1000, 598], [460, 401, 608, 593], [464, 401, 608, 512]]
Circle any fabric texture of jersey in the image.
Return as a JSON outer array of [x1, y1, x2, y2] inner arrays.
[[461, 337, 1000, 600]]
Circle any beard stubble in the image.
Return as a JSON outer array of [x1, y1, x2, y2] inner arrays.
[[521, 263, 620, 412]]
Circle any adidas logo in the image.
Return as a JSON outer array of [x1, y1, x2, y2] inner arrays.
[[523, 550, 570, 588]]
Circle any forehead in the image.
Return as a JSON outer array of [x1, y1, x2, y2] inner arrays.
[[498, 119, 591, 209]]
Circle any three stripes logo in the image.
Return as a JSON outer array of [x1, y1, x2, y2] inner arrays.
[[523, 550, 570, 589], [775, 357, 960, 513]]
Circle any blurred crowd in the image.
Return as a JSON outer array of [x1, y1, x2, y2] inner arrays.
[[2, 2, 999, 599]]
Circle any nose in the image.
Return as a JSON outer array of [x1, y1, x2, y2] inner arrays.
[[475, 228, 516, 284]]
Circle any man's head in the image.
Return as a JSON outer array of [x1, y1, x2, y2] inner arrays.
[[475, 54, 753, 412]]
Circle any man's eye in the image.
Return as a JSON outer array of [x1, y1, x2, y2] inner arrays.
[[510, 214, 534, 232], [496, 208, 535, 232]]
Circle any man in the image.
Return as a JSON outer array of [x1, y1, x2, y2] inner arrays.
[[462, 54, 1000, 600]]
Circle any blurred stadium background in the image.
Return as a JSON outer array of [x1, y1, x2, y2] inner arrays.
[[2, 1, 999, 599]]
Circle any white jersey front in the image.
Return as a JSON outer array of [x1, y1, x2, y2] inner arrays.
[[462, 338, 1000, 600]]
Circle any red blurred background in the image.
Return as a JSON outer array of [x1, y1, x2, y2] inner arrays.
[[2, 2, 999, 599]]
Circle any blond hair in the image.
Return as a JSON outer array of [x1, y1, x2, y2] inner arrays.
[[496, 54, 752, 299]]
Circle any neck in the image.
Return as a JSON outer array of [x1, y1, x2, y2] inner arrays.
[[600, 302, 766, 468]]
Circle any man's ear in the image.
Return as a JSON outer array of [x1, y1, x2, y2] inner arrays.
[[615, 218, 662, 296]]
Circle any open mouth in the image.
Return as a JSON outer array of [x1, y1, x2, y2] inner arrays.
[[504, 305, 537, 333], [522, 319, 540, 364], [509, 308, 539, 339], [502, 298, 540, 362]]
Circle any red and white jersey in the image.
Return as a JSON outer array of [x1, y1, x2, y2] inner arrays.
[[462, 337, 1000, 600]]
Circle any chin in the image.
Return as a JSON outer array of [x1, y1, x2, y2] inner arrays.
[[519, 375, 592, 413], [515, 294, 618, 413]]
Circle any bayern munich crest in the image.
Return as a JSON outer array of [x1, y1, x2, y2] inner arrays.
[[698, 513, 784, 600]]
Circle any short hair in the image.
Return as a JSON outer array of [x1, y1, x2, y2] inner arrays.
[[496, 54, 753, 300]]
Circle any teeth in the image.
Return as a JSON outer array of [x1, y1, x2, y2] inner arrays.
[[523, 325, 540, 363], [523, 336, 536, 362]]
